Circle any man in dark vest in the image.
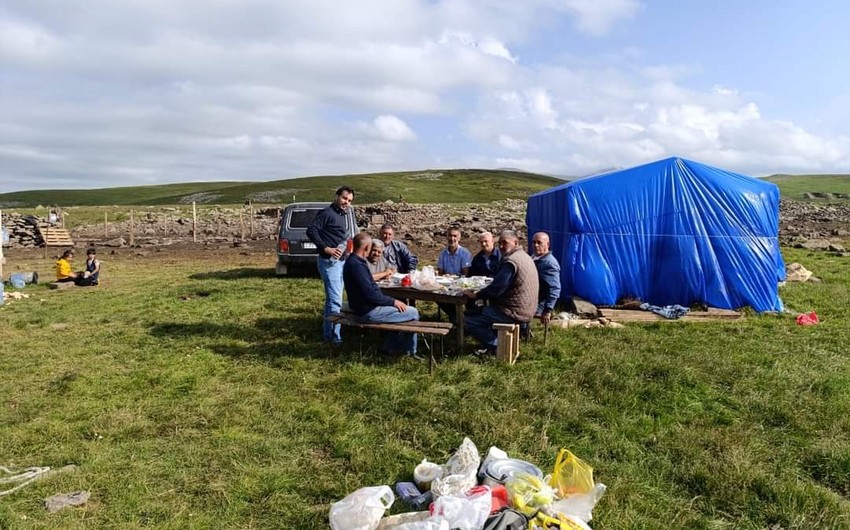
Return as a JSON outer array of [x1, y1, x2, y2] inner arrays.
[[462, 229, 539, 355]]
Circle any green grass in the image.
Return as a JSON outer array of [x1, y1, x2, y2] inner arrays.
[[1, 247, 849, 529], [0, 169, 562, 208], [765, 174, 850, 200]]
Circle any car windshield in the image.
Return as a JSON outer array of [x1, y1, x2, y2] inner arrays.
[[288, 209, 320, 228]]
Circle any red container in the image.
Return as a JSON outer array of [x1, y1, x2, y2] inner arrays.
[[401, 274, 412, 287], [346, 238, 353, 254]]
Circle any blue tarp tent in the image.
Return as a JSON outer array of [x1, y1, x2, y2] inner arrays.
[[526, 157, 785, 312]]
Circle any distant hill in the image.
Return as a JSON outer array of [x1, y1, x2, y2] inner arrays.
[[0, 169, 563, 207], [765, 174, 850, 200]]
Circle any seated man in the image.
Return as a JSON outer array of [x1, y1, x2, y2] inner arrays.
[[55, 249, 80, 283], [367, 239, 395, 282], [436, 226, 472, 322], [463, 230, 539, 355], [469, 231, 501, 278], [532, 232, 561, 325], [343, 232, 421, 358], [380, 224, 418, 274]]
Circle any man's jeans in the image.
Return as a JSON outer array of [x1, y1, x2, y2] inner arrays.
[[464, 305, 517, 349], [359, 305, 419, 354], [317, 257, 344, 343]]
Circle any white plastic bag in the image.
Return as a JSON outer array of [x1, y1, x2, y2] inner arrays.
[[414, 265, 440, 290], [430, 485, 491, 530], [329, 485, 395, 530], [545, 483, 607, 523], [395, 521, 450, 530]]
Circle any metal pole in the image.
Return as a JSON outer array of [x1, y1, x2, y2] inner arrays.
[[192, 202, 197, 243], [129, 210, 135, 246], [104, 212, 108, 238]]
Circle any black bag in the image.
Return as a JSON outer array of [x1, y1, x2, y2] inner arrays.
[[483, 508, 529, 530]]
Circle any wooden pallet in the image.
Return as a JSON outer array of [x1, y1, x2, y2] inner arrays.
[[599, 307, 743, 322], [36, 225, 75, 247]]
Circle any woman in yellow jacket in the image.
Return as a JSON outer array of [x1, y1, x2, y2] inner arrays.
[[55, 249, 80, 283]]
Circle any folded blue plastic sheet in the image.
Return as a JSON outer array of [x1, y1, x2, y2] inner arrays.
[[526, 157, 785, 312]]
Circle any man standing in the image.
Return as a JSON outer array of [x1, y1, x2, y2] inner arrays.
[[306, 186, 355, 344], [437, 226, 472, 277], [344, 233, 420, 357], [468, 231, 501, 277], [380, 224, 418, 274], [367, 239, 395, 282], [532, 232, 562, 325], [463, 230, 539, 355]]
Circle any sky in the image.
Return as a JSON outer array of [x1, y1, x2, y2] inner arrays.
[[3, 0, 850, 192]]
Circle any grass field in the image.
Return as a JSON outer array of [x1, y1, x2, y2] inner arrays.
[[765, 175, 850, 200], [1, 246, 849, 529]]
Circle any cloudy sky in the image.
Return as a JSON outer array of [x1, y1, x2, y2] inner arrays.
[[3, 0, 850, 191]]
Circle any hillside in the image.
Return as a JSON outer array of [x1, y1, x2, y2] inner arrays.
[[765, 174, 850, 200], [0, 169, 562, 207]]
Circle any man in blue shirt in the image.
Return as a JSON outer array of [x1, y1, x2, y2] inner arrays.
[[344, 232, 420, 357], [437, 226, 472, 276], [306, 186, 354, 344], [436, 226, 472, 321], [380, 224, 419, 274], [468, 231, 501, 278], [532, 231, 562, 325]]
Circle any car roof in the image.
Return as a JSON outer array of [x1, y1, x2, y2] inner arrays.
[[284, 202, 330, 210]]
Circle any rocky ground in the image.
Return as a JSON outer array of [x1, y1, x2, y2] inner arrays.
[[3, 198, 848, 261]]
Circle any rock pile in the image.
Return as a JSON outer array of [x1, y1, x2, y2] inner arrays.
[[779, 199, 850, 254], [1, 213, 44, 248]]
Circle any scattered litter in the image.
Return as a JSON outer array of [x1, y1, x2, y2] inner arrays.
[[1, 465, 76, 497], [639, 303, 690, 319], [784, 262, 818, 283], [795, 311, 820, 326], [3, 291, 30, 302], [44, 490, 90, 513], [333, 439, 607, 530]]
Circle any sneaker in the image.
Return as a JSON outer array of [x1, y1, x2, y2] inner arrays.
[[473, 347, 496, 358], [404, 351, 425, 361]]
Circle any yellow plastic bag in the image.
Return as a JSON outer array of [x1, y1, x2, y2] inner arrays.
[[549, 449, 594, 497], [505, 472, 555, 517]]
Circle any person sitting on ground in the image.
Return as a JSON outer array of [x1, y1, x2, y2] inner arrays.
[[468, 231, 501, 278], [75, 247, 101, 287], [463, 230, 539, 355], [380, 224, 418, 274], [343, 232, 421, 358], [366, 239, 395, 282], [436, 226, 473, 322], [532, 232, 561, 325], [55, 250, 80, 283]]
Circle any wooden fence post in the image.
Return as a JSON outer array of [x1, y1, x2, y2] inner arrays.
[[104, 212, 108, 238], [192, 202, 197, 243], [128, 210, 135, 246]]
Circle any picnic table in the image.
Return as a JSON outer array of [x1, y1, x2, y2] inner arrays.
[[379, 276, 491, 352]]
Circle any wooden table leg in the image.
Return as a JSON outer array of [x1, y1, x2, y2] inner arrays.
[[455, 301, 464, 353]]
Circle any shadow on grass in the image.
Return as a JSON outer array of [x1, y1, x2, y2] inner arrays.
[[189, 266, 320, 280], [148, 315, 400, 366], [189, 268, 277, 280]]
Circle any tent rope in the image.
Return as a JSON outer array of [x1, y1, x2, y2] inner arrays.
[[0, 466, 52, 497]]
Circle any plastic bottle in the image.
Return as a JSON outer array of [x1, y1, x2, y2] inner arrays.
[[330, 242, 347, 262]]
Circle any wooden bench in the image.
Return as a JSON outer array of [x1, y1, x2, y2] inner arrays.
[[326, 313, 453, 374]]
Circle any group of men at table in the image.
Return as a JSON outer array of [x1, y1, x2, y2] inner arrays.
[[306, 186, 562, 358]]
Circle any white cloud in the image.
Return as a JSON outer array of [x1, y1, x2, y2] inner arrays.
[[559, 0, 643, 36], [1, 0, 850, 191], [358, 115, 417, 142]]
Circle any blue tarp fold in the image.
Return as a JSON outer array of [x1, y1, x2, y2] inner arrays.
[[526, 157, 785, 312]]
